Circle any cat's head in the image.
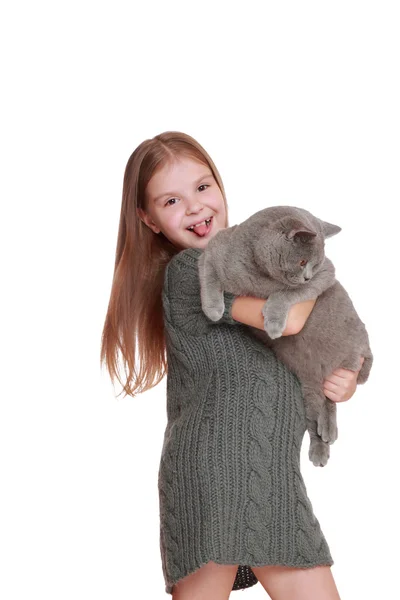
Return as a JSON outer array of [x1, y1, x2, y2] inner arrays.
[[252, 213, 341, 287]]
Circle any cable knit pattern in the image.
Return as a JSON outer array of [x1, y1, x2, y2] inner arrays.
[[158, 247, 333, 595]]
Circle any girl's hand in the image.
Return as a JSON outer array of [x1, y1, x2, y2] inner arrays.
[[323, 357, 365, 403]]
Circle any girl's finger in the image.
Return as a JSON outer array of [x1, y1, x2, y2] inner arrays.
[[323, 380, 339, 392], [328, 368, 354, 380], [323, 373, 349, 387], [330, 359, 364, 379], [323, 388, 341, 402]]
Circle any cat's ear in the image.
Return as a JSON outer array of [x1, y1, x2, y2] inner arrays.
[[321, 220, 341, 239], [279, 217, 317, 242], [287, 227, 317, 243]]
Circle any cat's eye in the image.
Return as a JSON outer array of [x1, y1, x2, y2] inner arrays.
[[300, 259, 307, 267]]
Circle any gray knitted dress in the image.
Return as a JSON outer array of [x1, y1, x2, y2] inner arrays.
[[158, 247, 333, 595]]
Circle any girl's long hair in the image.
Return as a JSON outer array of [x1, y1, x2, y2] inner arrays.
[[100, 131, 230, 398]]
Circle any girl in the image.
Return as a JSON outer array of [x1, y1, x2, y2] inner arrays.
[[101, 131, 362, 600]]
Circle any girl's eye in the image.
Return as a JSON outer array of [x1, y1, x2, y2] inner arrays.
[[164, 184, 209, 206]]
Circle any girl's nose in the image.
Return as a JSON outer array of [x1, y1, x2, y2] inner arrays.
[[186, 198, 203, 214]]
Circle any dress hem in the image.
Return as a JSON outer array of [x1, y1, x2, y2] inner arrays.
[[165, 555, 335, 594]]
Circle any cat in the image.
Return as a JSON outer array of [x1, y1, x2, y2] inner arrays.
[[198, 205, 373, 467]]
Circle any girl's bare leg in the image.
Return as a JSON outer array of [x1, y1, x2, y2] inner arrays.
[[172, 560, 238, 600], [250, 564, 341, 600]]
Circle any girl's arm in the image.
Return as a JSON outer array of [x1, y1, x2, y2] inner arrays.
[[231, 296, 316, 336]]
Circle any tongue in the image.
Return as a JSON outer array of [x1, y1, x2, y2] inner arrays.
[[193, 223, 208, 236]]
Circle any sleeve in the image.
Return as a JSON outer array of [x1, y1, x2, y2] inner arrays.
[[162, 249, 240, 336]]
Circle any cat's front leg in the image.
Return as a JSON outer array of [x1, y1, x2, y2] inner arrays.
[[261, 292, 291, 339], [261, 259, 336, 339], [198, 251, 226, 321], [201, 287, 225, 321], [306, 257, 336, 297]]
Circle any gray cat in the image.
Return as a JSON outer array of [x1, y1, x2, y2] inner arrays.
[[198, 206, 373, 467]]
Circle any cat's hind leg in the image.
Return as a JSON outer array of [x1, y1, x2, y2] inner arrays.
[[302, 385, 333, 467], [308, 429, 330, 467], [318, 399, 338, 445]]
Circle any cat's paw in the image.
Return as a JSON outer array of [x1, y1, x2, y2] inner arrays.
[[317, 410, 338, 444], [262, 300, 288, 339], [202, 302, 225, 322], [264, 318, 285, 339], [309, 439, 330, 467]]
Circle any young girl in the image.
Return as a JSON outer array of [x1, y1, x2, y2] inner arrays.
[[101, 131, 362, 600]]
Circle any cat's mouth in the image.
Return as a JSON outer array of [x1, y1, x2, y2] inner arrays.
[[283, 273, 306, 286]]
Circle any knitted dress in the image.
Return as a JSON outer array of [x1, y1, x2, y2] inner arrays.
[[158, 247, 333, 595]]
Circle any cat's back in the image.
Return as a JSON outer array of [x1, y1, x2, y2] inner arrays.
[[313, 280, 367, 331], [241, 205, 317, 230]]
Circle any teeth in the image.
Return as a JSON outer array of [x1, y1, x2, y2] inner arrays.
[[187, 217, 212, 231]]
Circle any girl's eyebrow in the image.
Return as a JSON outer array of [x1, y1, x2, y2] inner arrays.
[[153, 172, 214, 203]]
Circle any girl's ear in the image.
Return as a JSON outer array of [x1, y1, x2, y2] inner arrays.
[[137, 207, 161, 234]]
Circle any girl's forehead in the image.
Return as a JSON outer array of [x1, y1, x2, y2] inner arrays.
[[157, 157, 208, 178], [148, 157, 212, 194]]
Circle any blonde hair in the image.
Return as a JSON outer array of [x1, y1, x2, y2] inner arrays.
[[100, 131, 231, 397]]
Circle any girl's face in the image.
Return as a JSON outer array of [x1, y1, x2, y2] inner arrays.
[[138, 157, 227, 250]]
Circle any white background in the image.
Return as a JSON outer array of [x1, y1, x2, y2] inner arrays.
[[1, 1, 399, 598]]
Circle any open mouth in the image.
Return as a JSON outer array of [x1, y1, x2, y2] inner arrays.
[[186, 216, 213, 237]]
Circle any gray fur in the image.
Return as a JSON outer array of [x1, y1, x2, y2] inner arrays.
[[198, 205, 373, 466]]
